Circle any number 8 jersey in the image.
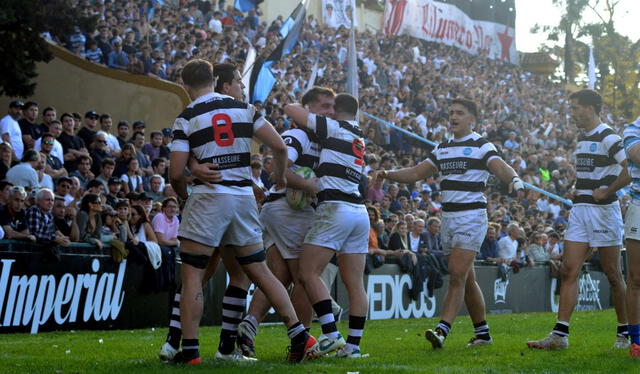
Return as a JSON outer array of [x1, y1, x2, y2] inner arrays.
[[171, 92, 267, 195], [306, 114, 365, 204]]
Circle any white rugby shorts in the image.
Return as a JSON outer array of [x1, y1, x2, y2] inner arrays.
[[304, 202, 369, 254], [260, 197, 314, 259], [178, 193, 262, 248], [565, 203, 623, 247], [440, 208, 488, 255], [624, 201, 640, 241]]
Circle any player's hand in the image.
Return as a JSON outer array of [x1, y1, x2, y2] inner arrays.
[[273, 174, 287, 190], [373, 170, 387, 182], [508, 176, 524, 194], [303, 178, 319, 197], [190, 162, 222, 188], [592, 187, 609, 202]]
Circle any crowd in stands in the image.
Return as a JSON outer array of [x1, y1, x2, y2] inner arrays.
[[19, 0, 632, 268]]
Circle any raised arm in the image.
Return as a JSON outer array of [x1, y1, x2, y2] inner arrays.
[[283, 104, 309, 128], [376, 160, 437, 185], [488, 158, 524, 193]]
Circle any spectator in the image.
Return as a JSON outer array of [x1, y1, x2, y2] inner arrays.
[[142, 131, 167, 161], [54, 177, 74, 206], [106, 177, 123, 208], [138, 192, 154, 217], [152, 197, 180, 247], [40, 133, 67, 179], [388, 220, 409, 251], [99, 114, 121, 157], [0, 100, 24, 161], [121, 158, 144, 194], [546, 231, 563, 260], [498, 222, 521, 263], [36, 152, 54, 190], [130, 131, 153, 176], [116, 121, 130, 149], [478, 223, 501, 262], [132, 121, 145, 135], [424, 217, 443, 256], [90, 132, 115, 175], [107, 40, 129, 70], [6, 150, 40, 189], [18, 101, 41, 150], [0, 143, 13, 181], [69, 155, 95, 190], [151, 157, 168, 182], [86, 39, 104, 64], [52, 195, 79, 242], [76, 193, 104, 249], [408, 218, 429, 254], [35, 120, 64, 166], [95, 158, 116, 191], [26, 188, 70, 247], [527, 232, 550, 265], [127, 204, 158, 244], [0, 186, 36, 242], [161, 128, 173, 152], [148, 174, 166, 202], [58, 112, 89, 172], [0, 181, 14, 206], [78, 111, 99, 147], [366, 177, 385, 204], [115, 143, 136, 177]]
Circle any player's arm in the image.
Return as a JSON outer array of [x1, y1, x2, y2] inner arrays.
[[254, 121, 287, 188], [283, 104, 309, 128], [594, 138, 631, 201], [376, 160, 437, 184], [169, 151, 189, 199], [488, 157, 524, 194]]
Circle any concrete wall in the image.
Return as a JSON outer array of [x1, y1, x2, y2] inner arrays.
[[0, 42, 189, 135]]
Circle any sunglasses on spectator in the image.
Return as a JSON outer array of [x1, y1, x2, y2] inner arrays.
[[43, 141, 54, 145]]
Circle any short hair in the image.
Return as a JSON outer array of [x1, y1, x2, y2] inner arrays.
[[22, 149, 40, 163], [152, 157, 167, 168], [99, 113, 111, 122], [334, 93, 358, 115], [301, 86, 335, 106], [60, 112, 74, 122], [35, 188, 53, 202], [569, 89, 602, 115], [150, 174, 164, 182], [451, 98, 478, 118], [117, 120, 129, 128], [131, 131, 145, 141], [213, 63, 238, 93], [22, 101, 38, 111], [78, 154, 92, 164], [115, 199, 130, 209], [43, 106, 56, 115], [150, 131, 162, 138], [41, 132, 54, 140], [87, 179, 104, 190], [182, 59, 214, 89], [427, 217, 440, 227], [161, 196, 178, 209], [101, 158, 116, 167]]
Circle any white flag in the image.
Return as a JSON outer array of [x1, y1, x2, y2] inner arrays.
[[588, 46, 596, 89]]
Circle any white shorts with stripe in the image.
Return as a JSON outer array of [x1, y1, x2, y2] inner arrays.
[[624, 200, 640, 241], [260, 197, 314, 259], [565, 203, 623, 247], [440, 209, 488, 255], [304, 202, 369, 254]]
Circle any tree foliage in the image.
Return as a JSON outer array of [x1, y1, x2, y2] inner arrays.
[[0, 0, 97, 98]]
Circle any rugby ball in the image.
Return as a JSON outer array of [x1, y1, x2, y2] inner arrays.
[[286, 167, 315, 210]]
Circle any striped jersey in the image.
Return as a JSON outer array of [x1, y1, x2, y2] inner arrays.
[[425, 132, 500, 212], [623, 119, 640, 200], [574, 123, 625, 205], [306, 114, 365, 204], [265, 128, 321, 200], [171, 92, 267, 195]]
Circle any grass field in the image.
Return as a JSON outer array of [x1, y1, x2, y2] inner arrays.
[[1, 309, 639, 374]]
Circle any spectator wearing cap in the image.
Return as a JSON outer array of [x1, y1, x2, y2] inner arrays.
[[69, 155, 95, 190], [26, 188, 70, 247], [137, 192, 154, 217], [116, 121, 130, 149], [78, 111, 99, 147], [89, 131, 115, 176], [130, 131, 153, 177], [95, 158, 116, 192], [58, 113, 89, 172], [52, 195, 79, 242], [161, 128, 173, 151], [6, 150, 40, 189], [107, 40, 129, 70], [132, 121, 145, 135], [0, 100, 24, 161], [35, 120, 64, 166], [18, 101, 42, 150], [152, 197, 180, 247], [105, 177, 122, 209], [142, 131, 165, 161], [99, 114, 121, 157], [39, 132, 67, 179], [0, 186, 35, 242]]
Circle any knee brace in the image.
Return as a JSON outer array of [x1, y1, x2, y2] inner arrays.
[[236, 249, 266, 265], [180, 252, 210, 269]]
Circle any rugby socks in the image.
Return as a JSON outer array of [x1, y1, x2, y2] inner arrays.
[[629, 324, 640, 345], [617, 323, 629, 339], [181, 338, 200, 360], [313, 299, 339, 339], [218, 286, 248, 354], [436, 320, 451, 337], [552, 321, 570, 337], [473, 320, 491, 341], [166, 290, 182, 349], [242, 314, 259, 337], [344, 315, 366, 352], [288, 322, 308, 347]]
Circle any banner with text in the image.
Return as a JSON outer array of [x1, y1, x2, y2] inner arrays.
[[383, 0, 517, 63]]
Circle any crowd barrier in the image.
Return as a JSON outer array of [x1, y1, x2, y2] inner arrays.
[[0, 242, 611, 334]]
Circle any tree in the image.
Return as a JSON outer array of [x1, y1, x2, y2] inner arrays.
[[0, 0, 97, 98]]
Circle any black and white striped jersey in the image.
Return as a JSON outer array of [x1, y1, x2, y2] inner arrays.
[[265, 128, 321, 200], [426, 132, 500, 212], [171, 92, 267, 195], [574, 123, 625, 205], [306, 114, 365, 204]]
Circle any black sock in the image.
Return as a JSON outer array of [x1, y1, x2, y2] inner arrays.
[[618, 324, 629, 338], [552, 321, 569, 337], [473, 320, 490, 340], [166, 289, 182, 349], [181, 338, 199, 360], [288, 322, 308, 347], [313, 299, 338, 337], [436, 320, 452, 337], [346, 315, 366, 347], [218, 286, 247, 354]]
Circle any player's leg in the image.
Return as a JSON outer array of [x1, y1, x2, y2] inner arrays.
[[216, 247, 252, 360], [425, 248, 476, 349], [599, 245, 629, 348], [334, 253, 367, 358], [627, 238, 640, 357], [287, 258, 313, 327], [319, 262, 343, 319], [526, 240, 590, 350], [465, 265, 492, 347]]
